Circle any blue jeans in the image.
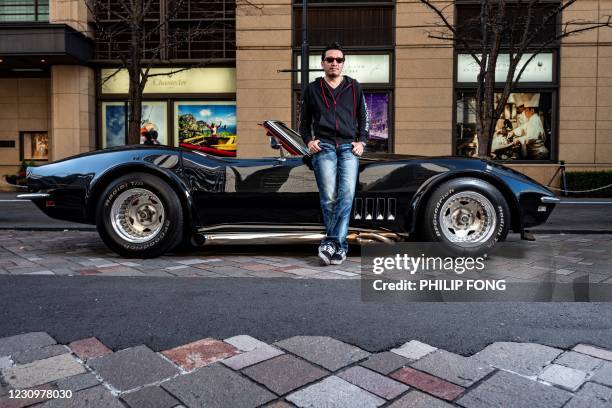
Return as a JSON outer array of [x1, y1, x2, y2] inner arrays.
[[312, 142, 360, 253]]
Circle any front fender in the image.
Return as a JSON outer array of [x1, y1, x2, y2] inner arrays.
[[408, 169, 524, 234]]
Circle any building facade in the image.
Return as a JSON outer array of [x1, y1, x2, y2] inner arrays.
[[1, 0, 611, 185]]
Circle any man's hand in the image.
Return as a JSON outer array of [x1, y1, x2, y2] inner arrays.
[[308, 140, 322, 154], [352, 141, 365, 156]]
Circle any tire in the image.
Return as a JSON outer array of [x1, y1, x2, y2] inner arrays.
[[422, 177, 510, 253], [96, 173, 183, 258]]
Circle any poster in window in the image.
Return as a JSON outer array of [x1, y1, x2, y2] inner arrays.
[[174, 101, 237, 157], [21, 132, 48, 161], [140, 102, 168, 146], [456, 92, 552, 161], [364, 93, 389, 152], [102, 102, 126, 148]]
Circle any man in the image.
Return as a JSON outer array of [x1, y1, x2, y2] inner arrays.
[[510, 94, 548, 159], [299, 42, 369, 265]]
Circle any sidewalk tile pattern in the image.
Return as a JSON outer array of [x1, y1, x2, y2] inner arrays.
[[592, 361, 612, 387], [68, 337, 112, 361], [554, 350, 605, 372], [161, 338, 239, 371], [359, 352, 411, 375], [410, 350, 494, 387], [275, 336, 370, 371], [242, 354, 328, 395], [472, 342, 563, 376], [0, 331, 611, 407], [1, 354, 86, 388], [387, 390, 455, 408], [88, 345, 179, 391], [222, 344, 284, 370], [0, 332, 56, 356], [11, 345, 68, 364], [390, 367, 464, 401], [40, 385, 125, 408], [286, 376, 385, 408], [564, 382, 612, 408], [457, 370, 572, 408], [391, 340, 437, 361], [573, 344, 612, 362], [161, 364, 275, 408], [224, 335, 269, 351], [121, 385, 181, 408], [337, 366, 409, 399], [54, 372, 100, 392], [538, 364, 588, 391]]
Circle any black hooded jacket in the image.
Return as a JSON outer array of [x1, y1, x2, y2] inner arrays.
[[299, 76, 369, 146]]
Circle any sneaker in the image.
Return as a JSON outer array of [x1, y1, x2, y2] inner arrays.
[[330, 249, 347, 265], [318, 243, 336, 265]]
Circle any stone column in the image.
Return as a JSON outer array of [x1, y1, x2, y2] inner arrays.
[[235, 0, 292, 158], [394, 1, 453, 156], [50, 66, 96, 161]]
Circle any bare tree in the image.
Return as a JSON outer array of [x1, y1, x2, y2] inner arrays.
[[86, 0, 231, 144], [420, 0, 611, 158]]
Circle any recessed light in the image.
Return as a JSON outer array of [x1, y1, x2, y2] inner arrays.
[[0, 59, 4, 63], [40, 58, 46, 63]]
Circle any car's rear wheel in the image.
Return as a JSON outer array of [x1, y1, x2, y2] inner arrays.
[[96, 173, 183, 258], [422, 178, 509, 252]]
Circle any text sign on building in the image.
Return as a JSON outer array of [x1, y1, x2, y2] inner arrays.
[[457, 53, 553, 83], [297, 54, 390, 84], [101, 68, 236, 94]]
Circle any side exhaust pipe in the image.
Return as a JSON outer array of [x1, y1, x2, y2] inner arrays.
[[192, 230, 405, 246]]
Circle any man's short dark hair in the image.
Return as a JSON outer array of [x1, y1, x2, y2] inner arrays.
[[321, 42, 344, 60]]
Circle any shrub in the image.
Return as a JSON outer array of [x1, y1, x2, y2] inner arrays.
[[565, 170, 612, 198]]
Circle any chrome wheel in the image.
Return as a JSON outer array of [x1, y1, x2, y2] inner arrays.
[[439, 191, 496, 244], [110, 188, 165, 243]]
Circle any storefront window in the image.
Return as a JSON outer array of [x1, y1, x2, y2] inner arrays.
[[101, 102, 126, 148], [174, 101, 237, 157], [455, 92, 553, 161], [365, 92, 389, 152], [20, 131, 48, 161], [140, 102, 168, 145]]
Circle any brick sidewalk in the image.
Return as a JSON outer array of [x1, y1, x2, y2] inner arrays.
[[0, 332, 611, 407], [1, 230, 612, 283]]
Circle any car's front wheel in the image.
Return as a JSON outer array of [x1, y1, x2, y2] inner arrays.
[[96, 173, 183, 258], [422, 177, 509, 252]]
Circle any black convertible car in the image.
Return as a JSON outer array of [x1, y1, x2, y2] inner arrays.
[[19, 120, 559, 258]]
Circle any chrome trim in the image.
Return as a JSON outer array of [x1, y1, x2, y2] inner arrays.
[[16, 193, 50, 199], [193, 226, 406, 246], [541, 196, 561, 204]]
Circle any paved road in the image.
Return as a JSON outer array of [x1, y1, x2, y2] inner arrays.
[[1, 275, 612, 356]]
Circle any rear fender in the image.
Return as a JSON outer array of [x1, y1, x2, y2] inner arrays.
[[86, 161, 198, 229]]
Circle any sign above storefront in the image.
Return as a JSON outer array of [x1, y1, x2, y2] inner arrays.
[[297, 54, 390, 84], [101, 68, 236, 94], [457, 53, 554, 83]]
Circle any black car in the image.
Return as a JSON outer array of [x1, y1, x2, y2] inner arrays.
[[19, 120, 559, 258]]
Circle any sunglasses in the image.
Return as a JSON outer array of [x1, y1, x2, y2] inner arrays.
[[324, 57, 345, 64]]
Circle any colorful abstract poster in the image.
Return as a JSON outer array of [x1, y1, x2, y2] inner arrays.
[[102, 102, 126, 148], [175, 102, 237, 157], [364, 92, 389, 152]]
